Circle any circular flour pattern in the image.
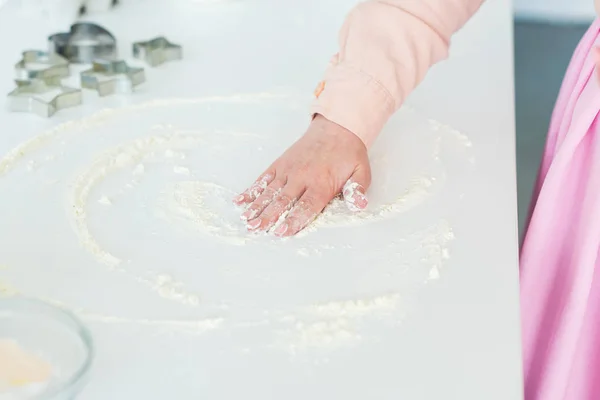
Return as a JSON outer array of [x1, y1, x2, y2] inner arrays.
[[0, 92, 472, 341]]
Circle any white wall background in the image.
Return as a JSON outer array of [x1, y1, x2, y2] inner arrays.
[[514, 0, 596, 22]]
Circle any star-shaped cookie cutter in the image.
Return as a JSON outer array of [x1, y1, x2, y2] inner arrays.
[[48, 22, 117, 64], [132, 36, 182, 67], [15, 50, 70, 81], [7, 78, 82, 118], [80, 60, 145, 96]]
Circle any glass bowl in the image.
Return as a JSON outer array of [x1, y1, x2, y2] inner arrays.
[[0, 297, 93, 400]]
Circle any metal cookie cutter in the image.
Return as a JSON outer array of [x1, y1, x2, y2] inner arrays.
[[15, 51, 70, 81], [48, 22, 117, 64], [7, 78, 82, 118], [132, 36, 182, 67], [80, 60, 145, 96]]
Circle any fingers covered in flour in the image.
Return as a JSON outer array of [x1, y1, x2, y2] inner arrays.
[[247, 194, 295, 232], [241, 178, 285, 222], [273, 191, 328, 237], [247, 184, 303, 232], [342, 168, 370, 211], [342, 180, 368, 211], [233, 172, 274, 206], [235, 114, 372, 236]]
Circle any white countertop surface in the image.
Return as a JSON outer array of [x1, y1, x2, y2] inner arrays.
[[0, 0, 522, 399]]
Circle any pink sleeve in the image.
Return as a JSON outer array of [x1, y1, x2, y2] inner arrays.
[[311, 0, 485, 148]]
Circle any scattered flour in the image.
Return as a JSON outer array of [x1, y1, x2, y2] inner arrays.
[[298, 176, 437, 237], [132, 163, 145, 176], [139, 273, 201, 306], [26, 160, 38, 172], [283, 318, 361, 355], [277, 292, 404, 355], [164, 149, 185, 160], [1, 93, 469, 265], [308, 293, 401, 318], [173, 166, 190, 175], [158, 180, 251, 245], [0, 92, 470, 343], [68, 134, 210, 306], [428, 267, 441, 280], [0, 92, 290, 177], [157, 175, 439, 244], [296, 248, 311, 257], [69, 133, 203, 268], [98, 195, 112, 206], [0, 279, 216, 335], [385, 219, 455, 282], [418, 220, 454, 282], [428, 119, 473, 148], [82, 314, 223, 335]]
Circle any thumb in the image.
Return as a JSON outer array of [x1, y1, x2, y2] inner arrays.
[[342, 167, 371, 212]]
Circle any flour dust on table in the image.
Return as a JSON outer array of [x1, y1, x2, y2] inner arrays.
[[0, 92, 473, 356]]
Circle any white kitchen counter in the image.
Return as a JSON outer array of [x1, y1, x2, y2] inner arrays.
[[0, 0, 522, 399]]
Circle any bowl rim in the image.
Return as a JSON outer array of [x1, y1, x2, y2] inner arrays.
[[0, 296, 94, 399]]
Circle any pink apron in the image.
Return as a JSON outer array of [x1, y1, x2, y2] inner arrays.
[[521, 19, 600, 400]]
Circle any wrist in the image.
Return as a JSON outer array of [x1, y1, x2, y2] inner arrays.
[[310, 114, 366, 149]]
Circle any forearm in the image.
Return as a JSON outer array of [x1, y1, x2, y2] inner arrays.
[[311, 0, 485, 148]]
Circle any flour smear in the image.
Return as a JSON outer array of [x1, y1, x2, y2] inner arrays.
[[0, 92, 472, 343]]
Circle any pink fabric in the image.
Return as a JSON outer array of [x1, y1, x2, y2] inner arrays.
[[310, 0, 484, 148], [521, 19, 600, 400], [311, 2, 600, 397]]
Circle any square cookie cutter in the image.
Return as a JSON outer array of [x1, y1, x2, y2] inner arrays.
[[80, 60, 145, 96]]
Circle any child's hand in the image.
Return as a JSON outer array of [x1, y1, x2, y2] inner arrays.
[[234, 115, 371, 237]]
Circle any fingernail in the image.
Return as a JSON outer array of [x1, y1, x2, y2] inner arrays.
[[241, 209, 257, 221], [274, 223, 288, 237], [353, 192, 368, 209], [247, 218, 262, 230], [345, 193, 367, 212], [233, 195, 245, 204]]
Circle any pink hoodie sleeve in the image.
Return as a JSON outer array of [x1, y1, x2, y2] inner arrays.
[[311, 0, 485, 148]]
